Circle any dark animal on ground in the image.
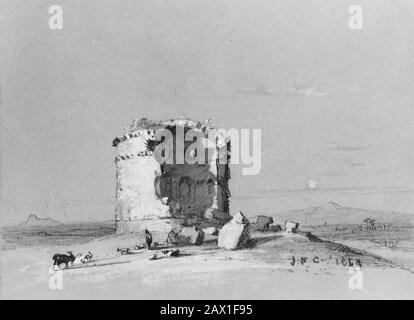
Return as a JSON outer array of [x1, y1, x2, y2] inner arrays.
[[52, 251, 76, 269], [162, 249, 180, 257], [117, 247, 130, 254]]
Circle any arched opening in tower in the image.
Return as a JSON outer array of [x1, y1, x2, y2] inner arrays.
[[155, 165, 216, 219]]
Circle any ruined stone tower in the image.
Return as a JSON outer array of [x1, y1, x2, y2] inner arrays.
[[112, 117, 231, 235]]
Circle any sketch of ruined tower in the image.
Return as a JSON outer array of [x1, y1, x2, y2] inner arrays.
[[112, 117, 231, 234]]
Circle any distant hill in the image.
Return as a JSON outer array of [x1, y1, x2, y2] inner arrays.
[[252, 202, 414, 226], [19, 215, 63, 227]]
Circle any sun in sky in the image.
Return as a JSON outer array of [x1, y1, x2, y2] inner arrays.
[[306, 178, 319, 190]]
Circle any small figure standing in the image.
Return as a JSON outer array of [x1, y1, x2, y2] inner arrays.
[[194, 227, 205, 246], [145, 229, 153, 250]]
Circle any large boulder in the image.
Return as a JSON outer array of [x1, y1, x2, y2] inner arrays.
[[166, 227, 193, 246], [218, 212, 251, 250], [166, 227, 205, 246]]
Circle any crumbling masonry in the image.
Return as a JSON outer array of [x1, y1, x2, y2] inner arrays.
[[112, 117, 231, 235]]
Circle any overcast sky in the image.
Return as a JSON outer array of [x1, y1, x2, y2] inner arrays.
[[1, 0, 414, 224]]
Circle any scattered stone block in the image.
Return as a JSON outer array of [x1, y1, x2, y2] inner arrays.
[[285, 221, 300, 233], [256, 215, 274, 232], [218, 211, 251, 250]]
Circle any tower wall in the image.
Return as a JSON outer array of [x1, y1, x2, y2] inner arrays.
[[115, 133, 170, 223], [113, 119, 231, 235]]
